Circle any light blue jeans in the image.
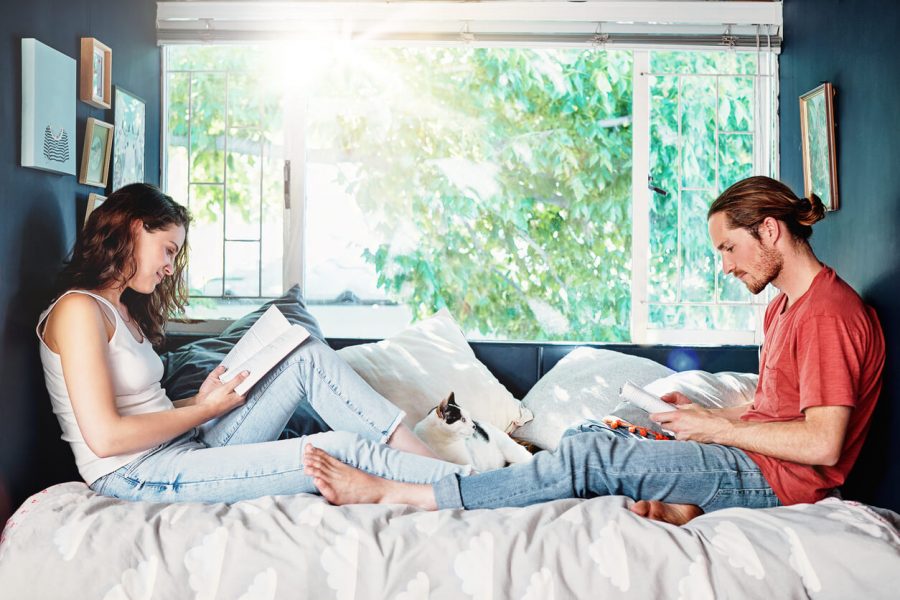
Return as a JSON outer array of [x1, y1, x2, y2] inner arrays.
[[91, 338, 468, 503], [433, 421, 781, 512]]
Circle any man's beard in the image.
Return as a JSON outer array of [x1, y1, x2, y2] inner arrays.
[[737, 244, 783, 295]]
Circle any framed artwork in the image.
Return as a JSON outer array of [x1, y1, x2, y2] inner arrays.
[[79, 38, 111, 109], [112, 86, 146, 190], [21, 38, 76, 175], [84, 193, 107, 227], [79, 118, 114, 188], [799, 82, 839, 211]]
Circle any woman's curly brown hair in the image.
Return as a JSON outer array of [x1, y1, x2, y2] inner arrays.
[[55, 183, 191, 348]]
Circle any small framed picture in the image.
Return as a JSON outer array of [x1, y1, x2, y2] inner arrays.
[[79, 117, 114, 188], [799, 82, 838, 211], [84, 193, 107, 227], [79, 38, 111, 109], [112, 86, 146, 190]]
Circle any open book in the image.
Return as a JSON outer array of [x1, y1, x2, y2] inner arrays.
[[218, 305, 311, 395], [617, 381, 676, 437]]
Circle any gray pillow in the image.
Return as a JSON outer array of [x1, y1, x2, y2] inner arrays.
[[159, 285, 325, 400], [511, 347, 674, 450]]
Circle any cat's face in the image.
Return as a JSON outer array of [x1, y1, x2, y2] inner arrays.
[[436, 392, 476, 436]]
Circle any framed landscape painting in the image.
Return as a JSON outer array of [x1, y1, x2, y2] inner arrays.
[[799, 83, 839, 210], [112, 86, 146, 191]]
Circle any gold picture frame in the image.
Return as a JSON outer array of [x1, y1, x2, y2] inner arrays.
[[84, 193, 107, 227], [79, 37, 111, 109], [79, 117, 114, 188], [799, 82, 839, 211]]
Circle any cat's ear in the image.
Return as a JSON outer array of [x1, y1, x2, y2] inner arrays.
[[437, 393, 452, 418], [447, 391, 457, 407]]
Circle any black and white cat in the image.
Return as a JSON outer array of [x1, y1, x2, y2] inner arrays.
[[414, 392, 533, 472]]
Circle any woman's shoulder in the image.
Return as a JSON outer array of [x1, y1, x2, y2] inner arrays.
[[43, 291, 114, 347]]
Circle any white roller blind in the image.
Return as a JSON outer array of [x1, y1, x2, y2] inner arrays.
[[157, 1, 782, 51]]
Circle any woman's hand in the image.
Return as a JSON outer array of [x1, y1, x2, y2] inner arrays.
[[194, 365, 250, 417]]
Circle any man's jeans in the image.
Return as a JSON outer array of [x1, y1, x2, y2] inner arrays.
[[91, 338, 468, 503], [434, 421, 781, 512]]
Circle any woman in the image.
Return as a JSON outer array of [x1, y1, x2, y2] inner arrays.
[[37, 183, 466, 503]]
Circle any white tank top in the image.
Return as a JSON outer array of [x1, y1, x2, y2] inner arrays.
[[36, 290, 174, 484]]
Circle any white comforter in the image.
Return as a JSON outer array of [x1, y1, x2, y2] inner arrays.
[[1, 482, 899, 599]]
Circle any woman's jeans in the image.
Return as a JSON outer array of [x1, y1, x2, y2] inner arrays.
[[91, 338, 468, 503], [433, 421, 781, 513]]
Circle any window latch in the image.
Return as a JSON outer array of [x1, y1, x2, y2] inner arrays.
[[647, 175, 668, 197], [283, 160, 291, 209]]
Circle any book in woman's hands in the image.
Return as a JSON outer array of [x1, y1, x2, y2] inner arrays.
[[218, 305, 311, 395]]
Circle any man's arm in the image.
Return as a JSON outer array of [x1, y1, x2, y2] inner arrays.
[[651, 404, 851, 466]]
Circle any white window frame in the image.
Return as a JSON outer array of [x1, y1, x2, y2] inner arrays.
[[630, 49, 779, 346], [159, 1, 783, 343]]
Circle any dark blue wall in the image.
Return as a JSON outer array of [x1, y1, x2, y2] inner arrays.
[[0, 0, 160, 523], [780, 0, 900, 509]]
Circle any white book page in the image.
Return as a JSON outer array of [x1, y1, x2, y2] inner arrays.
[[221, 325, 310, 395], [219, 305, 291, 373], [620, 381, 676, 414]]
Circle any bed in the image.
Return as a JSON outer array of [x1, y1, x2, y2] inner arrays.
[[3, 289, 899, 598], [2, 482, 899, 599]]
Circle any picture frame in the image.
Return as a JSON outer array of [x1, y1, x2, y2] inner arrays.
[[21, 38, 76, 175], [799, 82, 839, 211], [112, 86, 146, 190], [79, 38, 111, 109], [79, 118, 114, 188], [84, 193, 107, 227]]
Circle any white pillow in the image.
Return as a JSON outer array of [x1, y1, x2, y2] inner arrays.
[[336, 309, 533, 433], [512, 348, 674, 450], [644, 370, 758, 409]]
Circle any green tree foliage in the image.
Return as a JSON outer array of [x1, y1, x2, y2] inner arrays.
[[311, 48, 634, 340], [167, 46, 769, 338]]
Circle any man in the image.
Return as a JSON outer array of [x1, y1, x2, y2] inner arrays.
[[303, 176, 885, 525]]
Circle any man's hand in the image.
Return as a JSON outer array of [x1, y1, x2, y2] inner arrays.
[[650, 404, 733, 443], [660, 391, 694, 406]]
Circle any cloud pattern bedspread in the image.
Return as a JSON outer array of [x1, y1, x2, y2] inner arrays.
[[1, 482, 899, 599]]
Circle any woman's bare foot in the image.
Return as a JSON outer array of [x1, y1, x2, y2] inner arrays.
[[630, 500, 703, 525], [303, 445, 438, 509]]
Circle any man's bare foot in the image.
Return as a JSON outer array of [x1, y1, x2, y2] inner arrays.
[[630, 500, 704, 525], [303, 445, 438, 510]]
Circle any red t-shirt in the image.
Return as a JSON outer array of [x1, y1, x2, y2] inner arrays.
[[741, 266, 885, 505]]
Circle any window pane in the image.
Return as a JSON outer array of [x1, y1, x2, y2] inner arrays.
[[225, 127, 262, 240], [166, 72, 190, 203], [680, 76, 716, 190], [187, 184, 224, 295], [680, 190, 716, 302], [165, 45, 286, 314], [190, 73, 226, 183], [648, 74, 679, 304], [718, 133, 754, 191], [646, 50, 773, 340], [718, 76, 754, 132], [648, 304, 757, 332], [303, 47, 633, 341], [224, 241, 260, 297]]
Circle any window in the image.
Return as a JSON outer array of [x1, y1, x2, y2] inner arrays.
[[163, 44, 777, 343]]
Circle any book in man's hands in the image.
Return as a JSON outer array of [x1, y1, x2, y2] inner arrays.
[[217, 305, 311, 395], [616, 381, 676, 437]]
